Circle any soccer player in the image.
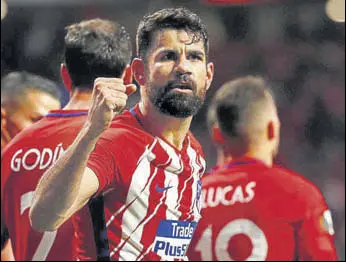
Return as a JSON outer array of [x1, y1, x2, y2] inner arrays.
[[1, 72, 61, 151], [1, 19, 132, 261], [187, 76, 338, 261], [30, 7, 214, 261], [1, 0, 7, 20], [1, 71, 60, 261]]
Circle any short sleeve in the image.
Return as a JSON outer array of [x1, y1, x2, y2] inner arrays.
[[296, 185, 338, 260], [87, 138, 118, 197]]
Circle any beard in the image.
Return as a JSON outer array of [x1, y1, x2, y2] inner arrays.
[[148, 76, 207, 118]]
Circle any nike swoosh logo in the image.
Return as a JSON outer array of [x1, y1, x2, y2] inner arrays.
[[155, 184, 173, 193]]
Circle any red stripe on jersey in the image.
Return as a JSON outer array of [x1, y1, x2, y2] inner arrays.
[[109, 161, 160, 260], [135, 169, 171, 260], [114, 169, 168, 259]]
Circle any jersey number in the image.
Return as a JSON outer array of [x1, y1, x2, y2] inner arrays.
[[194, 219, 268, 261], [20, 191, 57, 261]]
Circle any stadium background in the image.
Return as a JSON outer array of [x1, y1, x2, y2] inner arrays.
[[1, 0, 344, 259]]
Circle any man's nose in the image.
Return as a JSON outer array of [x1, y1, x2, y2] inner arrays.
[[175, 56, 191, 74]]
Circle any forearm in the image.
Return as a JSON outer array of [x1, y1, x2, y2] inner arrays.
[[30, 123, 100, 231]]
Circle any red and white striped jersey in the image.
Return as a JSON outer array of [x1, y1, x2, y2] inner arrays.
[[187, 157, 338, 261], [74, 105, 206, 261], [1, 110, 88, 261]]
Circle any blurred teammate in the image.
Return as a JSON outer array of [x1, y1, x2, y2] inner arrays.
[[1, 0, 7, 20], [1, 72, 60, 261], [30, 7, 214, 261], [187, 76, 338, 260], [1, 72, 61, 151], [1, 19, 132, 261]]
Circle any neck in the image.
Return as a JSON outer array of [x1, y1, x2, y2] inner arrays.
[[138, 100, 192, 150], [63, 88, 92, 110], [216, 148, 229, 166], [219, 144, 273, 167]]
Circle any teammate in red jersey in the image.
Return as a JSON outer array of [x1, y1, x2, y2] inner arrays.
[[187, 76, 338, 261], [1, 18, 133, 261], [1, 71, 61, 261], [30, 7, 214, 261]]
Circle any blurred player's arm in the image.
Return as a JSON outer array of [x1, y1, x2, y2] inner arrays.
[[296, 191, 338, 260], [30, 78, 135, 232]]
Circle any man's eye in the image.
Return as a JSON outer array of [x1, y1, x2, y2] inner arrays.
[[189, 54, 203, 61], [161, 53, 176, 61]]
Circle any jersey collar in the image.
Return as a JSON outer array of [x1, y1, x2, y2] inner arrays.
[[46, 110, 89, 117]]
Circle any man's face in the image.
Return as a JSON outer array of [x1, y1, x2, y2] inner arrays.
[[1, 89, 60, 149], [144, 29, 213, 118]]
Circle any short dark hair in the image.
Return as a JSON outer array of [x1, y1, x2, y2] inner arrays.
[[1, 71, 61, 106], [210, 76, 273, 138], [64, 19, 132, 88], [136, 7, 209, 60]]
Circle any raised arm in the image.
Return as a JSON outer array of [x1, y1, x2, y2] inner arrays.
[[29, 78, 136, 232]]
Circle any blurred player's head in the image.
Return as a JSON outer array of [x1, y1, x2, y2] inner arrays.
[[1, 0, 7, 20], [1, 72, 61, 149], [132, 7, 214, 118], [61, 18, 133, 92], [209, 76, 280, 165]]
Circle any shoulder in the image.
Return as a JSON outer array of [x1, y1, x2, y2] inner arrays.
[[271, 165, 320, 191], [95, 111, 154, 156], [187, 131, 204, 157], [3, 115, 86, 152], [270, 165, 326, 206], [99, 111, 144, 142]]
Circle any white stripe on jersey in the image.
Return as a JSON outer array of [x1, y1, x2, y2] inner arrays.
[[117, 179, 167, 261], [135, 243, 154, 261], [112, 140, 158, 260], [186, 138, 205, 221], [106, 139, 163, 228], [108, 136, 204, 261], [118, 138, 184, 260], [198, 155, 206, 176], [129, 187, 168, 261], [157, 139, 184, 220], [157, 139, 184, 174]]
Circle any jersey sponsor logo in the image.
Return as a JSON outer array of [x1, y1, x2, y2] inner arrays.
[[10, 143, 65, 172], [152, 220, 197, 260], [202, 181, 256, 208], [320, 209, 335, 235]]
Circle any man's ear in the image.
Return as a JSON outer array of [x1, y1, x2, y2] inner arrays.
[[267, 121, 275, 141], [1, 106, 12, 146], [211, 125, 225, 145], [1, 106, 7, 128], [206, 62, 214, 91], [121, 65, 133, 85], [131, 58, 146, 86], [60, 64, 72, 93]]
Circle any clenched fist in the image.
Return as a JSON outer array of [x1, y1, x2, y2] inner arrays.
[[86, 77, 136, 138]]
